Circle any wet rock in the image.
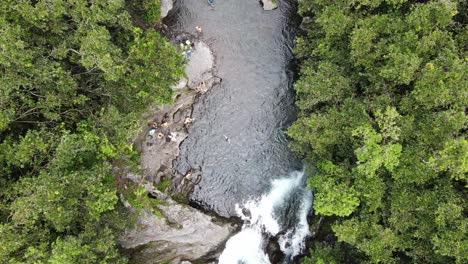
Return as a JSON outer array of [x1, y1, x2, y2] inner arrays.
[[241, 208, 251, 219], [266, 236, 285, 264], [161, 0, 174, 19], [120, 186, 234, 263], [260, 0, 278, 11], [173, 169, 202, 196]]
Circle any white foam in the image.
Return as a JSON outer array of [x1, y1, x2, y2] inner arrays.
[[219, 171, 312, 263], [218, 228, 271, 264]]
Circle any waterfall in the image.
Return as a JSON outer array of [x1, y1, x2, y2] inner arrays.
[[219, 171, 312, 263]]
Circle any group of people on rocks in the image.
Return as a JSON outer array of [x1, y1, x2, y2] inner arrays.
[[173, 26, 202, 59], [148, 25, 206, 146], [147, 113, 177, 146], [174, 26, 203, 59], [146, 113, 195, 147]]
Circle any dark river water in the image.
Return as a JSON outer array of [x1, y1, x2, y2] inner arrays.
[[167, 0, 301, 218]]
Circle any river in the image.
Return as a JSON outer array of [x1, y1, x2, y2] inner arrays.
[[166, 1, 311, 262]]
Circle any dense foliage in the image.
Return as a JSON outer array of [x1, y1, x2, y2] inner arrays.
[[128, 0, 162, 25], [289, 0, 467, 263], [0, 0, 183, 263]]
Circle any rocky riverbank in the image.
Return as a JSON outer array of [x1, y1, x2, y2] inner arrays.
[[161, 0, 174, 19], [118, 37, 230, 264], [136, 39, 221, 198]]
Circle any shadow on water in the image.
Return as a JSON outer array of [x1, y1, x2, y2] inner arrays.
[[165, 0, 302, 218]]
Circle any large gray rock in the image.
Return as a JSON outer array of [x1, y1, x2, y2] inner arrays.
[[171, 41, 218, 93], [261, 0, 278, 11], [185, 42, 215, 89], [161, 0, 174, 19], [120, 187, 233, 263]]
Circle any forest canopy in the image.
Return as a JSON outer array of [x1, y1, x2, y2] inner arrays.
[[0, 0, 183, 263], [289, 0, 467, 263]]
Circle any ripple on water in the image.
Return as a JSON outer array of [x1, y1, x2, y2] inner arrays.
[[168, 0, 301, 218]]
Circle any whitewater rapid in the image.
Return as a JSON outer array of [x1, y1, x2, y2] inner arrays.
[[219, 171, 312, 263]]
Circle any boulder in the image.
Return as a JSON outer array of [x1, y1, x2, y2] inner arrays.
[[120, 187, 233, 263], [171, 40, 218, 93], [185, 41, 215, 90], [161, 0, 174, 19], [267, 235, 285, 263], [260, 0, 278, 11]]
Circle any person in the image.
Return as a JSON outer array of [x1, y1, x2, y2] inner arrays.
[[161, 113, 170, 124], [147, 128, 157, 146], [168, 132, 177, 142], [184, 117, 193, 129], [195, 81, 206, 93], [186, 48, 193, 58], [184, 117, 193, 124], [195, 26, 202, 34], [161, 113, 169, 128]]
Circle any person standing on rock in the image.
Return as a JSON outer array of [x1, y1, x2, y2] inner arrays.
[[186, 48, 193, 59], [167, 132, 177, 142], [147, 126, 157, 146], [195, 26, 202, 37], [184, 117, 193, 125]]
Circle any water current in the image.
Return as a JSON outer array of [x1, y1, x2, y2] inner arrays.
[[165, 1, 310, 262], [219, 171, 312, 263]]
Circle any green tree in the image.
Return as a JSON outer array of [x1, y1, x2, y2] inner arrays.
[[292, 0, 467, 263], [0, 0, 183, 262]]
